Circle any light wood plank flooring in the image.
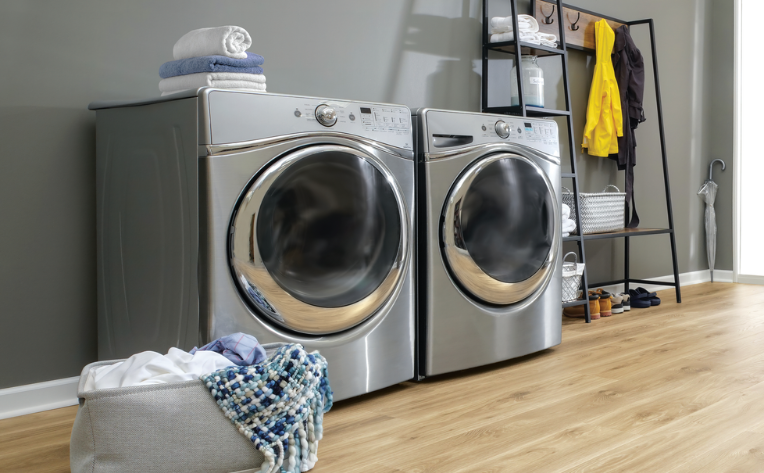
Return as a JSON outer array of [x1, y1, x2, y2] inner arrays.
[[3, 282, 764, 472]]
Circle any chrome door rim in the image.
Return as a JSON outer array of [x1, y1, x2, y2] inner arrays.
[[230, 144, 409, 334], [442, 152, 560, 305]]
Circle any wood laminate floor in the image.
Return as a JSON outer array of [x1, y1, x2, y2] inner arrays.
[[3, 283, 764, 472]]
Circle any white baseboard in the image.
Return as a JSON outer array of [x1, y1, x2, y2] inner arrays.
[[0, 376, 79, 420], [595, 269, 734, 296], [737, 274, 764, 285]]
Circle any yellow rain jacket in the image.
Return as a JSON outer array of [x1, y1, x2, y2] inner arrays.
[[582, 20, 623, 157]]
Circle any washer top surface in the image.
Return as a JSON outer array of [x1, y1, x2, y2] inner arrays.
[[414, 108, 560, 158], [89, 88, 413, 150]]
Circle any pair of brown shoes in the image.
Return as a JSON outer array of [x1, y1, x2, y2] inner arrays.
[[563, 289, 614, 320]]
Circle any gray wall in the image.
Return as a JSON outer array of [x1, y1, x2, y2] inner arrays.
[[0, 0, 732, 388]]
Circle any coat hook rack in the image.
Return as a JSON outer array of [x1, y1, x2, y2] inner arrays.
[[569, 12, 581, 31], [541, 5, 555, 24]]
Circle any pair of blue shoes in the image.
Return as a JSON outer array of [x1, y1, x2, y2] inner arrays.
[[628, 287, 660, 309]]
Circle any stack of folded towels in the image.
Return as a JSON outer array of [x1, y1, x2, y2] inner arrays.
[[490, 14, 558, 47], [562, 203, 576, 237], [159, 26, 266, 96]]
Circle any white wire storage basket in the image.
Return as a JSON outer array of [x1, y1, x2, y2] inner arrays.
[[562, 185, 626, 235], [562, 252, 583, 303]]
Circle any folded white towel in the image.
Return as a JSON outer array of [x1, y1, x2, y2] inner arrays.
[[563, 232, 570, 238], [490, 31, 558, 46], [562, 219, 576, 233], [490, 15, 539, 34], [562, 203, 571, 219], [537, 32, 558, 47], [490, 31, 541, 44], [159, 72, 266, 95], [173, 26, 252, 60], [82, 347, 235, 392]]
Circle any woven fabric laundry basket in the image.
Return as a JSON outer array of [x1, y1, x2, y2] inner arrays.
[[70, 344, 285, 473], [562, 185, 626, 235]]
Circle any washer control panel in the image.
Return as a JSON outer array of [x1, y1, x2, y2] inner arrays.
[[478, 117, 559, 147], [206, 91, 412, 150], [421, 109, 560, 158]]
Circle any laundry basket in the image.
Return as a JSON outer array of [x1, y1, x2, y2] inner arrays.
[[562, 185, 626, 235], [561, 252, 585, 303], [70, 344, 286, 473]]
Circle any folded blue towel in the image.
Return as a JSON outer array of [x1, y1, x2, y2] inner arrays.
[[159, 52, 264, 79]]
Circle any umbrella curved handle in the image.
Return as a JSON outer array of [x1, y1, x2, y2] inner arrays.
[[709, 159, 726, 181]]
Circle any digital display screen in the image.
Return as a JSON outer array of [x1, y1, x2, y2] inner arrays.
[[360, 107, 372, 114], [524, 122, 532, 128]]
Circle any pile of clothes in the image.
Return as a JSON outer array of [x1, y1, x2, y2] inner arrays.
[[562, 203, 576, 237], [82, 332, 268, 390], [159, 26, 266, 96], [81, 332, 332, 473], [489, 14, 557, 47]]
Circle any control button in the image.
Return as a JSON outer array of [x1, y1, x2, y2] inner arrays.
[[294, 109, 302, 117], [495, 120, 510, 139], [315, 104, 337, 127], [481, 125, 487, 131], [517, 127, 522, 134], [349, 113, 355, 121]]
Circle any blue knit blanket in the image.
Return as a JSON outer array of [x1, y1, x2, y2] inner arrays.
[[201, 344, 333, 473], [159, 52, 265, 78]]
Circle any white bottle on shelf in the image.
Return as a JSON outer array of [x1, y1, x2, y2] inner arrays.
[[510, 55, 545, 108]]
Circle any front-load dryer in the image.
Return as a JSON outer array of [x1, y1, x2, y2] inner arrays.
[[91, 89, 415, 401], [412, 108, 562, 378]]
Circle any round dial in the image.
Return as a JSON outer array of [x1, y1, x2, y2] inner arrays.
[[315, 105, 338, 127], [495, 120, 510, 139]]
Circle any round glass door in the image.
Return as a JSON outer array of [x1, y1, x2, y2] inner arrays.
[[442, 153, 559, 305], [230, 144, 407, 334]]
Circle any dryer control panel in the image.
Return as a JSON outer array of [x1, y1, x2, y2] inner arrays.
[[204, 90, 413, 151], [418, 109, 560, 158]]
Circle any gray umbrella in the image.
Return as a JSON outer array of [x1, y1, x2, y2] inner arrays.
[[697, 159, 726, 282]]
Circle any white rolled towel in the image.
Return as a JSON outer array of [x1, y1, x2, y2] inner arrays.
[[562, 218, 576, 233], [172, 26, 252, 60], [562, 203, 571, 219], [490, 14, 539, 34], [159, 72, 266, 95]]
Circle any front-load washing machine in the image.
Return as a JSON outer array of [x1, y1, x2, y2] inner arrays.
[[90, 89, 415, 400], [413, 108, 562, 378]]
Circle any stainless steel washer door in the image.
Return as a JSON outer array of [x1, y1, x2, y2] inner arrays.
[[442, 152, 560, 305], [230, 144, 408, 334]]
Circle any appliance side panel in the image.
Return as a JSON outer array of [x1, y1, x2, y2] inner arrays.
[[95, 98, 199, 359]]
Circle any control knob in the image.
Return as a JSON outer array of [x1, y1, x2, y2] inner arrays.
[[315, 105, 337, 126], [495, 120, 510, 138]]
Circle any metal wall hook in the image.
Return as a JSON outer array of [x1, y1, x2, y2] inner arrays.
[[569, 12, 581, 31], [709, 159, 726, 181], [541, 5, 555, 24]]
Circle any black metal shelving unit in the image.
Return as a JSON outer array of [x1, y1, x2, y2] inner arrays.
[[481, 0, 682, 323]]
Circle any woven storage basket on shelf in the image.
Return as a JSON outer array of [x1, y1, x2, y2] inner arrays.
[[561, 252, 584, 302], [562, 185, 626, 235]]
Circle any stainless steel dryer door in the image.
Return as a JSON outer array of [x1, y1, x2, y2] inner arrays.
[[230, 144, 408, 335], [442, 152, 560, 305]]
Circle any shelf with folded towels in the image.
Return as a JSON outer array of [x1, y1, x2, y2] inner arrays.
[[487, 40, 565, 57]]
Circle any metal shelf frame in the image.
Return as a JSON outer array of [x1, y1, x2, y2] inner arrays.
[[481, 0, 682, 323]]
